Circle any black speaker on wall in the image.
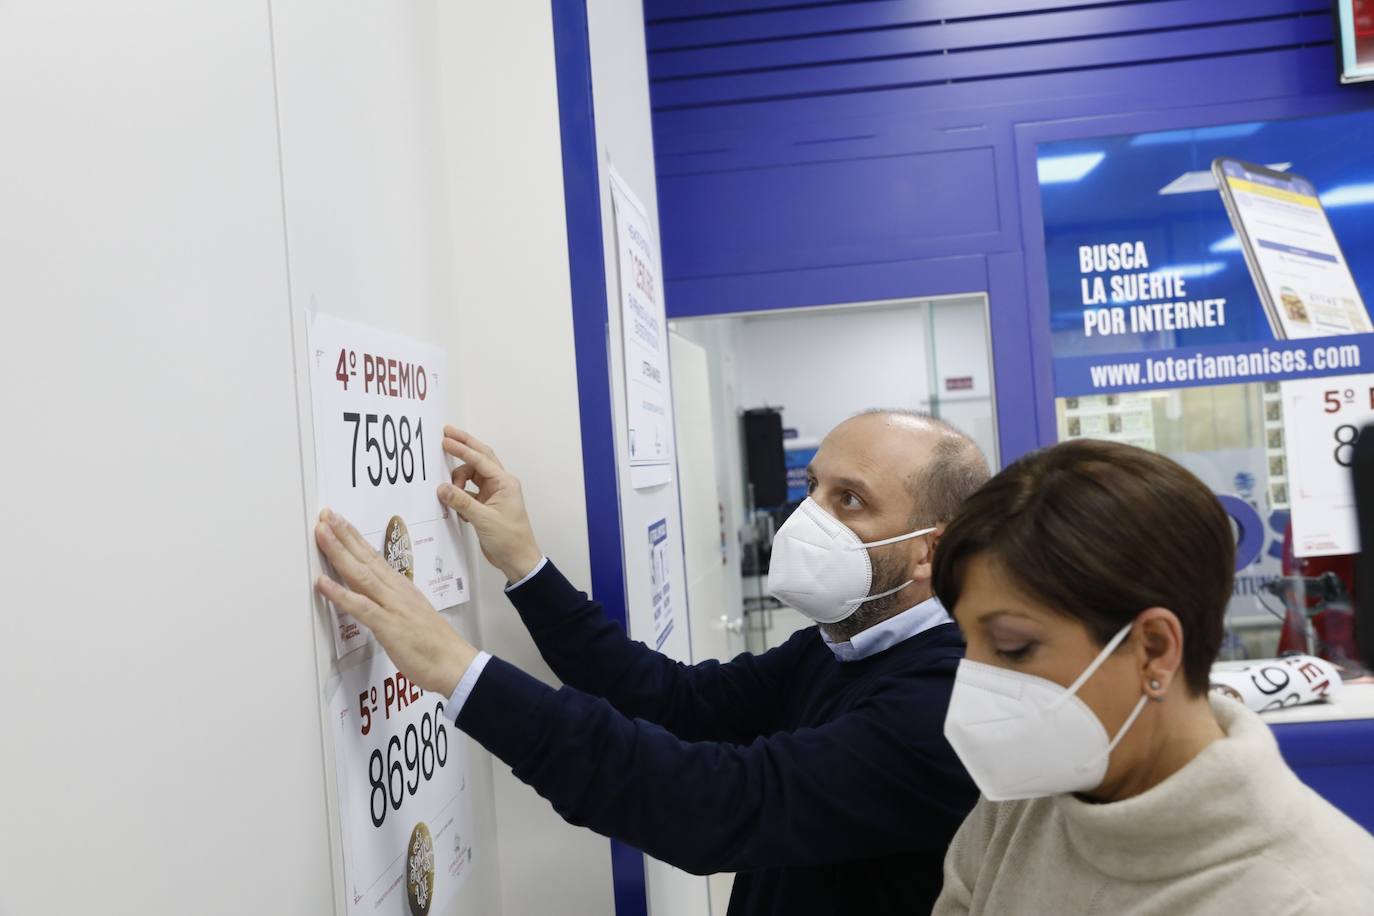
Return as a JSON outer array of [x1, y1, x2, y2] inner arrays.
[[742, 408, 787, 508]]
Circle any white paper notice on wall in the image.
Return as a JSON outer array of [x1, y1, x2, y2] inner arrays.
[[609, 167, 675, 490], [309, 313, 470, 656], [330, 649, 475, 916], [1281, 374, 1371, 557], [648, 517, 674, 650]]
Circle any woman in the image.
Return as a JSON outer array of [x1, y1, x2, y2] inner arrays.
[[930, 439, 1374, 915]]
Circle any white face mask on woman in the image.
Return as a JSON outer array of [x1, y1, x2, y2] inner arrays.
[[943, 621, 1149, 801], [766, 497, 935, 625]]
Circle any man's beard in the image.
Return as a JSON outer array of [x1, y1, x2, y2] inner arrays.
[[820, 550, 909, 642]]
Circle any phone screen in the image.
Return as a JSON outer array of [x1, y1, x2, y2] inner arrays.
[[1215, 159, 1371, 339]]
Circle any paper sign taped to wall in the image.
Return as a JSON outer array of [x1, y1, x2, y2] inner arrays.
[[331, 648, 475, 915], [309, 313, 470, 656], [609, 167, 676, 490], [1281, 374, 1371, 557]]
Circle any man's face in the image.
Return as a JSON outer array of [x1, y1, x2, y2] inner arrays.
[[801, 414, 943, 634], [805, 413, 931, 545]]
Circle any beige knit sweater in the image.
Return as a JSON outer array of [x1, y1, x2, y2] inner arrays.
[[933, 696, 1374, 915]]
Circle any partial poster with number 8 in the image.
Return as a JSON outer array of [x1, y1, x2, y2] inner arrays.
[[309, 313, 471, 656], [1281, 373, 1374, 557], [331, 649, 475, 916]]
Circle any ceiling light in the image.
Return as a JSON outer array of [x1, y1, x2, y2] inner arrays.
[[1158, 163, 1291, 196], [1038, 152, 1105, 185], [1320, 183, 1374, 208]]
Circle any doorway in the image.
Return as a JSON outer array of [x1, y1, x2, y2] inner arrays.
[[670, 294, 997, 657]]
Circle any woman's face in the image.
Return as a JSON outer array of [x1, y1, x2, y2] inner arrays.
[[951, 553, 1152, 798]]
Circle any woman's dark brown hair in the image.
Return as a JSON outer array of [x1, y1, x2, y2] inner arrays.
[[933, 439, 1234, 694]]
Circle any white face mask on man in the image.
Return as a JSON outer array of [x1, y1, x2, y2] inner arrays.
[[942, 621, 1149, 801], [766, 497, 935, 625]]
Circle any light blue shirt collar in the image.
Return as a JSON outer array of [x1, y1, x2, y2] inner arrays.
[[821, 595, 953, 662]]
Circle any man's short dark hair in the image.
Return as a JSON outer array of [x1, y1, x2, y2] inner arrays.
[[932, 439, 1233, 694]]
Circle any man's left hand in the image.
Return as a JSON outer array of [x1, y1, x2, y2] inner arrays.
[[314, 508, 478, 697]]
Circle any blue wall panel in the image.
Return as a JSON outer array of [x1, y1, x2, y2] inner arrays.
[[661, 144, 999, 275], [649, 0, 1331, 76], [650, 17, 1335, 109], [644, 0, 1374, 462], [646, 0, 1178, 49]]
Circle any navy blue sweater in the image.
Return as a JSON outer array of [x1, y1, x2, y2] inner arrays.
[[454, 561, 978, 915]]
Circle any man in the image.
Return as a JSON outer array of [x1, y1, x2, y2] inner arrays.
[[315, 410, 988, 915]]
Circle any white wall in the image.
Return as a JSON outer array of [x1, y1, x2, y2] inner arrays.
[[0, 4, 332, 912], [0, 2, 618, 914], [670, 334, 734, 670], [668, 330, 743, 914], [436, 3, 618, 914], [671, 318, 747, 654], [735, 304, 932, 442], [929, 298, 1000, 466], [273, 4, 499, 913], [732, 298, 997, 461]]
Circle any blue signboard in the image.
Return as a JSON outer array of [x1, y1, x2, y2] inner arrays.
[[1038, 109, 1374, 396]]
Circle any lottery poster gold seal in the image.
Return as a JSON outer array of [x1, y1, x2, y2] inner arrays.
[[406, 821, 436, 916], [385, 515, 415, 581]]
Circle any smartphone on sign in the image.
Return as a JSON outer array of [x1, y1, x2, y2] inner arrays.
[[1212, 157, 1371, 340]]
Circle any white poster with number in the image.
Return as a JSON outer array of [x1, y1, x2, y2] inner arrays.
[[309, 313, 470, 656], [331, 650, 475, 916], [609, 168, 675, 490], [1281, 374, 1372, 557]]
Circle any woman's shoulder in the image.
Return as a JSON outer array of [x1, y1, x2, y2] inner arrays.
[[1263, 780, 1374, 900], [1221, 716, 1374, 908], [1213, 700, 1374, 879]]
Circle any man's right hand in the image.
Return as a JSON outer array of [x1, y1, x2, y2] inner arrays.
[[438, 426, 545, 584]]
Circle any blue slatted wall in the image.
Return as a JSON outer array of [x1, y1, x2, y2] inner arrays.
[[644, 0, 1374, 460]]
